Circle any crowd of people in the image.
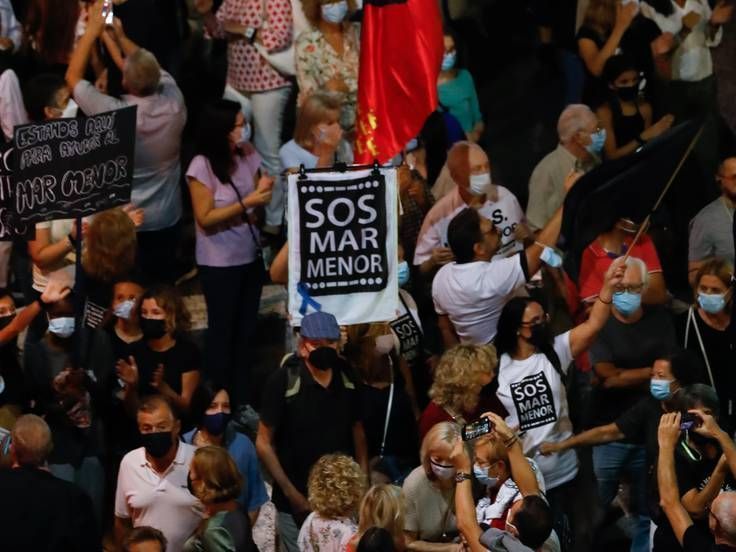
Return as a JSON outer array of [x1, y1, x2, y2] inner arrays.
[[0, 0, 735, 551]]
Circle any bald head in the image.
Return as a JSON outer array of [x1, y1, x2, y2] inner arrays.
[[718, 157, 736, 201], [11, 414, 53, 467], [447, 141, 490, 191], [712, 492, 736, 543]]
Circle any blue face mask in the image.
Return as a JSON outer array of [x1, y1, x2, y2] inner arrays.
[[612, 291, 641, 316], [473, 464, 499, 488], [650, 378, 673, 401], [586, 128, 607, 155], [48, 316, 75, 339], [113, 299, 136, 321], [698, 292, 727, 314], [397, 261, 410, 287], [441, 51, 456, 71], [241, 122, 252, 144], [321, 0, 348, 23], [540, 246, 562, 268]]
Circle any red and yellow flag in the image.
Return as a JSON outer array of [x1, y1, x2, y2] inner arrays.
[[354, 0, 444, 164]]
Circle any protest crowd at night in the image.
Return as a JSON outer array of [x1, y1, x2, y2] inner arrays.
[[1, 0, 736, 551]]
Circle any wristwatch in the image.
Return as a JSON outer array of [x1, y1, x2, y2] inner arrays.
[[455, 472, 472, 483]]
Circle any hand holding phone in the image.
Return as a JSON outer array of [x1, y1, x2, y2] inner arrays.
[[680, 412, 703, 431], [102, 0, 114, 26], [462, 417, 493, 441]]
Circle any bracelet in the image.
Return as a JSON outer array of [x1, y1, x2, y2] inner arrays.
[[635, 135, 646, 146], [504, 435, 519, 448], [598, 296, 612, 305], [67, 232, 76, 249]]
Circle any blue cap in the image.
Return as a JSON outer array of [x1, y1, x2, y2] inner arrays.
[[300, 311, 340, 341]]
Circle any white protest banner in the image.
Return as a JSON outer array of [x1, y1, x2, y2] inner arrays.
[[287, 167, 398, 326]]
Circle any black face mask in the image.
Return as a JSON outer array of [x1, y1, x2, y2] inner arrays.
[[0, 314, 15, 331], [202, 412, 231, 436], [528, 322, 552, 348], [689, 431, 721, 454], [140, 317, 167, 340], [308, 346, 339, 371], [616, 85, 638, 102], [140, 431, 173, 458]]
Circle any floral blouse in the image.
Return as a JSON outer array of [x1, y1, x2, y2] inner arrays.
[[297, 513, 358, 552], [295, 23, 360, 131], [209, 0, 293, 92]]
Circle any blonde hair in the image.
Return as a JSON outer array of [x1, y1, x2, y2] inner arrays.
[[357, 485, 405, 548], [694, 258, 734, 296], [190, 446, 243, 504], [307, 454, 368, 518], [142, 285, 191, 334], [420, 421, 461, 480], [429, 344, 497, 414], [582, 0, 617, 38], [82, 208, 136, 283], [301, 0, 358, 27], [294, 92, 342, 151]]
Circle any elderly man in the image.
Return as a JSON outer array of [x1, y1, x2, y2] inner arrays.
[[66, 4, 187, 284], [689, 157, 736, 281], [115, 396, 201, 552], [526, 104, 603, 231], [587, 256, 677, 552], [256, 311, 368, 552], [0, 414, 99, 551], [413, 141, 527, 275]]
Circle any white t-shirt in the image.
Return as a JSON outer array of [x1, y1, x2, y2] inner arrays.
[[432, 254, 527, 344], [496, 331, 578, 490], [413, 185, 525, 266], [32, 219, 76, 292], [115, 443, 203, 552]]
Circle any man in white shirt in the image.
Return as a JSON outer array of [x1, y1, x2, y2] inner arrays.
[[431, 168, 576, 346], [413, 141, 527, 275], [526, 105, 601, 232], [115, 396, 202, 552]]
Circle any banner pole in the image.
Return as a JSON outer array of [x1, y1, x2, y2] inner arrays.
[[72, 215, 84, 369], [622, 124, 704, 263]]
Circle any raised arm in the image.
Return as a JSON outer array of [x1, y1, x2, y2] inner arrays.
[[657, 412, 694, 546], [66, 0, 106, 91]]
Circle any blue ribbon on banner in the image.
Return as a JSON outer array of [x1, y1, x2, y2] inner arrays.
[[297, 282, 322, 315]]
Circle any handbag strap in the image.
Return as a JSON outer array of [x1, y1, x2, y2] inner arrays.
[[687, 307, 715, 388], [226, 179, 263, 252], [379, 366, 395, 459]]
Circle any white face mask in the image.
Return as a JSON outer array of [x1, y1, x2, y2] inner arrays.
[[61, 99, 78, 119], [469, 172, 492, 196], [241, 122, 252, 144], [430, 459, 456, 480]]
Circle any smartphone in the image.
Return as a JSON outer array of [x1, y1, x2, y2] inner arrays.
[[680, 412, 703, 431], [462, 418, 493, 442], [103, 0, 114, 25]]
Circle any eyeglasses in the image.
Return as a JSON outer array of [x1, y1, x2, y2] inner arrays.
[[613, 284, 645, 293], [521, 313, 550, 326]]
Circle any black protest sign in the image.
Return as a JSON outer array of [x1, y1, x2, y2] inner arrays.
[[0, 146, 33, 240], [389, 310, 422, 361], [11, 106, 136, 223], [298, 173, 388, 297], [510, 372, 558, 431]]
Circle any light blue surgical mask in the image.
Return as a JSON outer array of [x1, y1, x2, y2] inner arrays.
[[397, 261, 410, 287], [473, 464, 499, 488], [586, 128, 606, 155], [241, 122, 252, 144], [469, 172, 491, 196], [698, 292, 727, 314], [321, 0, 348, 23], [650, 378, 673, 401], [612, 291, 641, 316], [113, 300, 136, 321], [540, 246, 562, 268], [441, 51, 456, 71], [48, 316, 75, 339]]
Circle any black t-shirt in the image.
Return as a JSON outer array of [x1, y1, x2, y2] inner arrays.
[[683, 525, 736, 551], [653, 443, 736, 551], [260, 356, 361, 514], [589, 306, 676, 427], [359, 382, 419, 461], [0, 341, 25, 408], [678, 309, 736, 427], [0, 466, 100, 551], [132, 336, 200, 396], [615, 395, 663, 468]]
